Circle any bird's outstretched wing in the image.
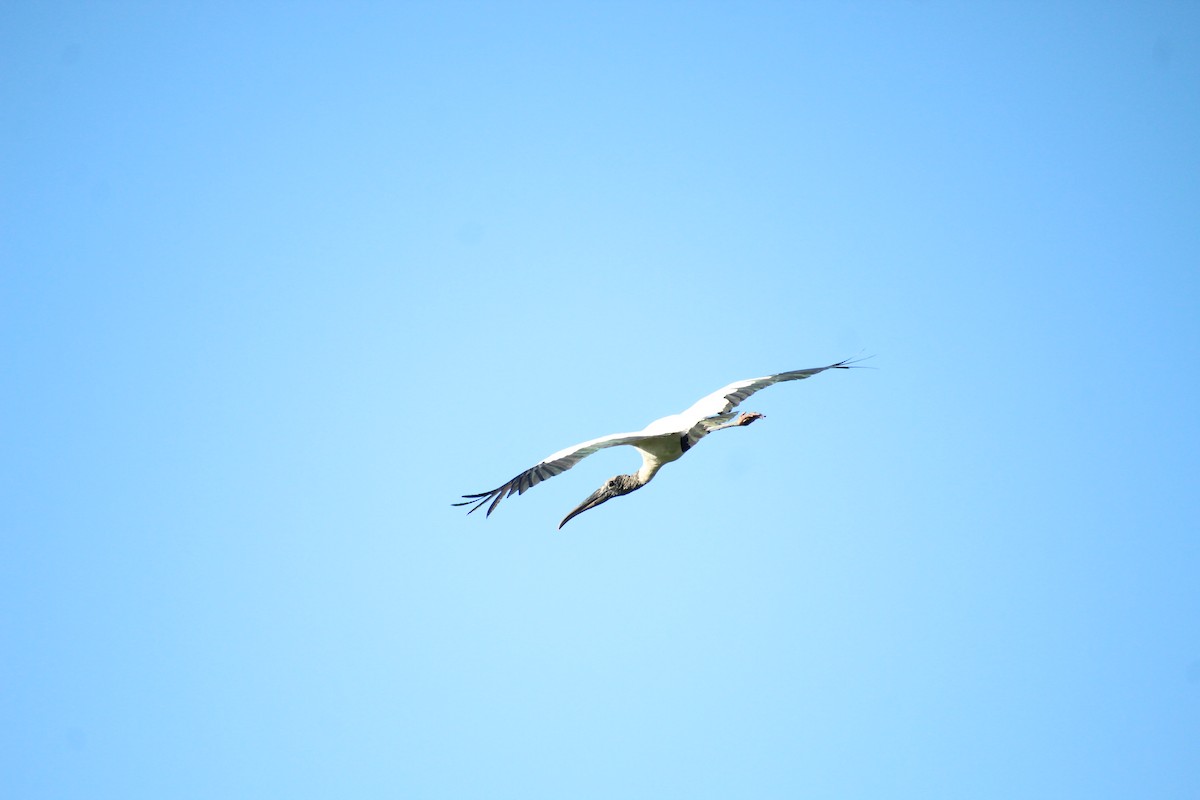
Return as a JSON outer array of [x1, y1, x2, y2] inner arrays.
[[680, 357, 866, 448], [453, 430, 651, 517]]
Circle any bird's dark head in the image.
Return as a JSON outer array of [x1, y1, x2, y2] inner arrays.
[[559, 473, 643, 529]]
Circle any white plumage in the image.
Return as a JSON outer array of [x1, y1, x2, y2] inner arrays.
[[454, 357, 865, 528]]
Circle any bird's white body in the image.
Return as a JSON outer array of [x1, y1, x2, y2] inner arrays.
[[629, 434, 685, 484], [455, 358, 865, 527]]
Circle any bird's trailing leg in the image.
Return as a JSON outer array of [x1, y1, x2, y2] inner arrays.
[[735, 412, 765, 426]]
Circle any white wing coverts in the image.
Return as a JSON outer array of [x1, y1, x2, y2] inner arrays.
[[452, 431, 654, 517]]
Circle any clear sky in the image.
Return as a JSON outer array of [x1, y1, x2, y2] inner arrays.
[[3, 3, 1198, 798]]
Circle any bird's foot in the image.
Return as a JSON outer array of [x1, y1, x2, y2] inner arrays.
[[736, 412, 766, 426]]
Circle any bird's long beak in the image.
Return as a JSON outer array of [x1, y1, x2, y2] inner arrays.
[[559, 486, 614, 529]]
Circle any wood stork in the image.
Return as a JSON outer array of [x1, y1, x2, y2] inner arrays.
[[455, 357, 867, 528]]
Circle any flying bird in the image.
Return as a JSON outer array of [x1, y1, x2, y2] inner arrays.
[[455, 358, 866, 528]]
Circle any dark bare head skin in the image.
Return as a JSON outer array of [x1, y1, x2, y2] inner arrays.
[[559, 473, 643, 529]]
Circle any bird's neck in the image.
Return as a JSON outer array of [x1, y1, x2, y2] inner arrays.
[[635, 463, 660, 485]]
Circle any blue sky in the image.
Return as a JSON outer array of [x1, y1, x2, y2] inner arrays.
[[3, 3, 1198, 798]]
